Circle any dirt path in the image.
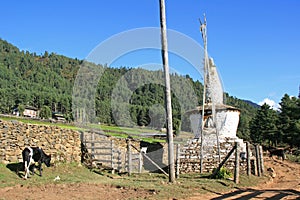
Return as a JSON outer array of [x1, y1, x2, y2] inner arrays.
[[188, 157, 300, 199], [0, 183, 152, 200]]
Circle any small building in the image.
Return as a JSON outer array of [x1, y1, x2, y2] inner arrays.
[[52, 112, 66, 122], [23, 106, 39, 118], [13, 105, 39, 118]]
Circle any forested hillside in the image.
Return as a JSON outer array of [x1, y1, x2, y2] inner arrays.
[[0, 39, 80, 119], [0, 38, 257, 139]]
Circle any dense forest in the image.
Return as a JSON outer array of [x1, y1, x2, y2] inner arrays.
[[2, 38, 292, 145], [250, 94, 300, 148]]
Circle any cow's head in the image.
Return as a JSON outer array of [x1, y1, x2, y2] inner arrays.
[[44, 155, 51, 167]]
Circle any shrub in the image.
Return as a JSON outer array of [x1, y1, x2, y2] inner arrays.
[[212, 167, 232, 179]]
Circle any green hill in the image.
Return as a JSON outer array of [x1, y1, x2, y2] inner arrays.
[[0, 38, 257, 139]]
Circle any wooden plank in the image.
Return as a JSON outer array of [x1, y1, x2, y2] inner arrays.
[[92, 159, 113, 163], [253, 158, 258, 176], [246, 142, 251, 176], [234, 142, 240, 184], [259, 145, 264, 175], [117, 151, 122, 172], [176, 144, 180, 178], [211, 143, 237, 178], [91, 152, 113, 156], [255, 144, 261, 177], [84, 140, 111, 144], [85, 147, 113, 150], [91, 132, 95, 155], [139, 152, 142, 173], [127, 139, 132, 176], [111, 140, 114, 174], [130, 143, 169, 177]]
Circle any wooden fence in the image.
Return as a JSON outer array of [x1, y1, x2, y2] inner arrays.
[[81, 132, 143, 173], [83, 138, 122, 172], [81, 131, 265, 184]]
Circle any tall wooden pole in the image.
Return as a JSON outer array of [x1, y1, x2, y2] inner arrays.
[[255, 144, 261, 177], [246, 142, 251, 176], [234, 142, 240, 184], [159, 0, 175, 183], [199, 14, 207, 173]]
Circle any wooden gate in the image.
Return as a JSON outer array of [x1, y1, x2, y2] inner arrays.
[[82, 132, 122, 172]]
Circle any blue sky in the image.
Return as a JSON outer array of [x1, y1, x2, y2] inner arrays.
[[0, 0, 299, 107]]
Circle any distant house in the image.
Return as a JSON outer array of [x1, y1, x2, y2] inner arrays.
[[13, 106, 38, 118], [23, 106, 38, 118], [52, 112, 66, 122]]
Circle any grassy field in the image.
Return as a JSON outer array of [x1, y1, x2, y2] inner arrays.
[[0, 162, 267, 199], [0, 115, 166, 143]]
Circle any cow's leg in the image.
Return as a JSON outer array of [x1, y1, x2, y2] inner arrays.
[[31, 164, 35, 176], [38, 161, 42, 176], [24, 160, 31, 179], [282, 153, 285, 161], [24, 161, 28, 179]]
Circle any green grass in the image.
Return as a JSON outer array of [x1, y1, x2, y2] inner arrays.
[[89, 124, 146, 134], [0, 162, 268, 199], [0, 116, 165, 143], [0, 115, 83, 131], [287, 154, 300, 163]]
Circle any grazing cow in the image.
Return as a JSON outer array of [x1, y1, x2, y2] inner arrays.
[[22, 147, 51, 179], [269, 148, 286, 161]]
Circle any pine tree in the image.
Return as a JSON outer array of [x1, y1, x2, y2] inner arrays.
[[250, 103, 278, 144], [278, 94, 300, 147]]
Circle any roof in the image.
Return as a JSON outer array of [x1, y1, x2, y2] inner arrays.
[[186, 103, 240, 115], [24, 106, 38, 111]]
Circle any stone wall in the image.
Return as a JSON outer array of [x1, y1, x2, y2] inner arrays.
[[179, 137, 247, 174], [0, 119, 81, 164]]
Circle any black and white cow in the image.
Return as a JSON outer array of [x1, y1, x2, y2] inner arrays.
[[22, 147, 51, 179]]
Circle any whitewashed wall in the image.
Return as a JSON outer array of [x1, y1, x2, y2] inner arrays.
[[189, 110, 240, 139], [216, 110, 240, 138]]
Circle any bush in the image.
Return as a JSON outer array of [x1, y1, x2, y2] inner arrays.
[[39, 105, 51, 119], [212, 167, 233, 179], [286, 154, 300, 163]]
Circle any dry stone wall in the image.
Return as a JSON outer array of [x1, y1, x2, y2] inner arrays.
[[179, 137, 247, 174], [0, 119, 81, 164]]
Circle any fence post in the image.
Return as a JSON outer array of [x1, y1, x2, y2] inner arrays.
[[246, 142, 251, 176], [255, 144, 261, 177], [91, 132, 95, 156], [127, 139, 132, 176], [118, 150, 121, 172], [139, 152, 143, 173], [234, 142, 240, 184], [111, 140, 115, 174], [80, 131, 84, 142], [253, 158, 258, 176], [176, 144, 180, 178], [259, 145, 264, 175]]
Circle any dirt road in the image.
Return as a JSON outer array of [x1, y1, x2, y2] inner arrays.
[[188, 157, 300, 199]]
